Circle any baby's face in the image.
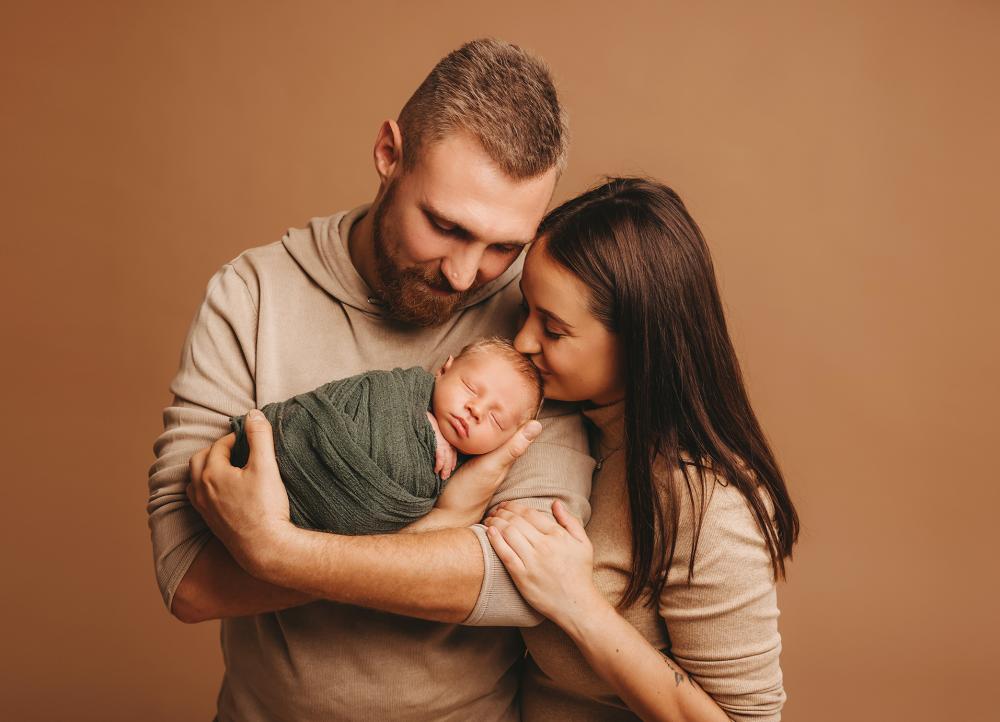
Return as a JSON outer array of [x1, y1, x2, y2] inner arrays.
[[431, 352, 536, 455]]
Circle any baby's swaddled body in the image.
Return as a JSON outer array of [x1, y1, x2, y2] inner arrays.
[[231, 366, 442, 535], [229, 338, 544, 536]]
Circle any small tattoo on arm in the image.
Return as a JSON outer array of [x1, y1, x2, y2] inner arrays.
[[658, 649, 688, 687]]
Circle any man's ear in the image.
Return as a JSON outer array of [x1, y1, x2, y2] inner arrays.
[[373, 119, 404, 185], [437, 355, 455, 377]]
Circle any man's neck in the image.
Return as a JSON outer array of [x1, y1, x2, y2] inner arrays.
[[347, 204, 381, 294]]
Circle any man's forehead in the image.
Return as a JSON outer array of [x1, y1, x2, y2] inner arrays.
[[422, 196, 538, 245], [415, 132, 555, 243]]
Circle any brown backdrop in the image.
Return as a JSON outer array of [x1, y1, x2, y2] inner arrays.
[[2, 1, 997, 720]]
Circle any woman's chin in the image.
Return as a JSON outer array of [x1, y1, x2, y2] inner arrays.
[[541, 384, 585, 403]]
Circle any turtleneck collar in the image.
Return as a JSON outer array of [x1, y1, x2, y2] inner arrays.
[[581, 399, 625, 456]]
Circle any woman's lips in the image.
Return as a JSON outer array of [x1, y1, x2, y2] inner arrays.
[[532, 360, 552, 376], [449, 414, 469, 438]]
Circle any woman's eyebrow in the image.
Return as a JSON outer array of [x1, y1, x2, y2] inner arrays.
[[540, 308, 574, 328], [517, 282, 574, 328]]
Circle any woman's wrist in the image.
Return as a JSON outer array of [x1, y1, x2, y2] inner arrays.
[[555, 587, 617, 642]]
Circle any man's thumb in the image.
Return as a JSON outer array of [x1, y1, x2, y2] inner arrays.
[[503, 420, 542, 463], [244, 409, 278, 472]]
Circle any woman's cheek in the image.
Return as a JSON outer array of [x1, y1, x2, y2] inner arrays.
[[541, 346, 571, 400]]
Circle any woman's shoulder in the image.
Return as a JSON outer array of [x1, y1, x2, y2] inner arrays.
[[654, 458, 775, 574]]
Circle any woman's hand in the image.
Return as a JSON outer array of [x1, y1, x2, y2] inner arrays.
[[484, 499, 610, 630], [488, 500, 732, 722]]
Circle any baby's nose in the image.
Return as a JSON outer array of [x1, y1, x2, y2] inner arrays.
[[466, 400, 483, 420]]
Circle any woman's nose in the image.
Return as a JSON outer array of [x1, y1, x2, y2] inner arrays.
[[513, 318, 541, 355]]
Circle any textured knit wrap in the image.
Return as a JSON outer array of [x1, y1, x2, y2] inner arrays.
[[229, 366, 440, 534]]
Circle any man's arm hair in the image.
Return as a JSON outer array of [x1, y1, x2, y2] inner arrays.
[[172, 538, 314, 623]]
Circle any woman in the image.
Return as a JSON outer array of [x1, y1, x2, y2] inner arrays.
[[484, 177, 799, 721]]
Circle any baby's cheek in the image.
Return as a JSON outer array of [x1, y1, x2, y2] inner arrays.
[[496, 427, 521, 450]]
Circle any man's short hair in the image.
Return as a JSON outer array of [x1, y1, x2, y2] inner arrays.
[[455, 336, 544, 418], [398, 38, 568, 179]]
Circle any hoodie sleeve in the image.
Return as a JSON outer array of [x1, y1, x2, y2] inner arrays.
[[462, 405, 595, 626], [146, 262, 259, 610]]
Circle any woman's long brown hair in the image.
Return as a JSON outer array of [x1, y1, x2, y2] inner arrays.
[[539, 177, 799, 608]]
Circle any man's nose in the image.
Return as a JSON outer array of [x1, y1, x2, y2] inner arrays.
[[442, 246, 484, 292]]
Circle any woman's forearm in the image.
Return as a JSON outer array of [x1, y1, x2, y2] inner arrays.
[[562, 601, 731, 722]]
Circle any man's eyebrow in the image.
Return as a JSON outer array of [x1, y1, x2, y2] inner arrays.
[[421, 202, 472, 238], [422, 202, 532, 246]]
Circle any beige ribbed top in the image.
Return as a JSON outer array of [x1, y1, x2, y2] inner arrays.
[[146, 206, 595, 721], [520, 402, 786, 721]]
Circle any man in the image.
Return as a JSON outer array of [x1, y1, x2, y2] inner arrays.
[[147, 39, 595, 720]]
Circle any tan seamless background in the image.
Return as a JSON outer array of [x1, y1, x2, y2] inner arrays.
[[2, 1, 997, 720]]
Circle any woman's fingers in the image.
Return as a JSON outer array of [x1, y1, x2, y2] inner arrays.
[[519, 506, 561, 533], [494, 500, 526, 514], [488, 503, 561, 535], [552, 499, 587, 542], [495, 522, 535, 562], [487, 508, 548, 547], [486, 526, 525, 574]]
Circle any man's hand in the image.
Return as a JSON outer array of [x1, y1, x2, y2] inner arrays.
[[187, 410, 293, 576], [406, 419, 543, 532]]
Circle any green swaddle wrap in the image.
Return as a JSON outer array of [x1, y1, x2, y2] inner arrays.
[[229, 366, 441, 535]]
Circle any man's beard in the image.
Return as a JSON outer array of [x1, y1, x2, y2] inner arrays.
[[371, 185, 478, 327]]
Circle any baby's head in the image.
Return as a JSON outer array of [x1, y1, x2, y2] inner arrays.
[[431, 337, 543, 455]]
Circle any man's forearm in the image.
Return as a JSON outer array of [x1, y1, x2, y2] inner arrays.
[[256, 525, 485, 623], [401, 508, 475, 533], [172, 537, 316, 623]]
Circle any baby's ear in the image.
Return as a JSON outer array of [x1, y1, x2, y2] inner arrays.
[[437, 355, 455, 377]]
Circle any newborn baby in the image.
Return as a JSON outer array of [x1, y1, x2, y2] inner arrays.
[[229, 337, 542, 535]]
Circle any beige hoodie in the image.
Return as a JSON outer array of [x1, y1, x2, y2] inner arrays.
[[147, 206, 595, 722]]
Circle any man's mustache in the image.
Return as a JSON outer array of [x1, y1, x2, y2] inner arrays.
[[408, 269, 474, 297]]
